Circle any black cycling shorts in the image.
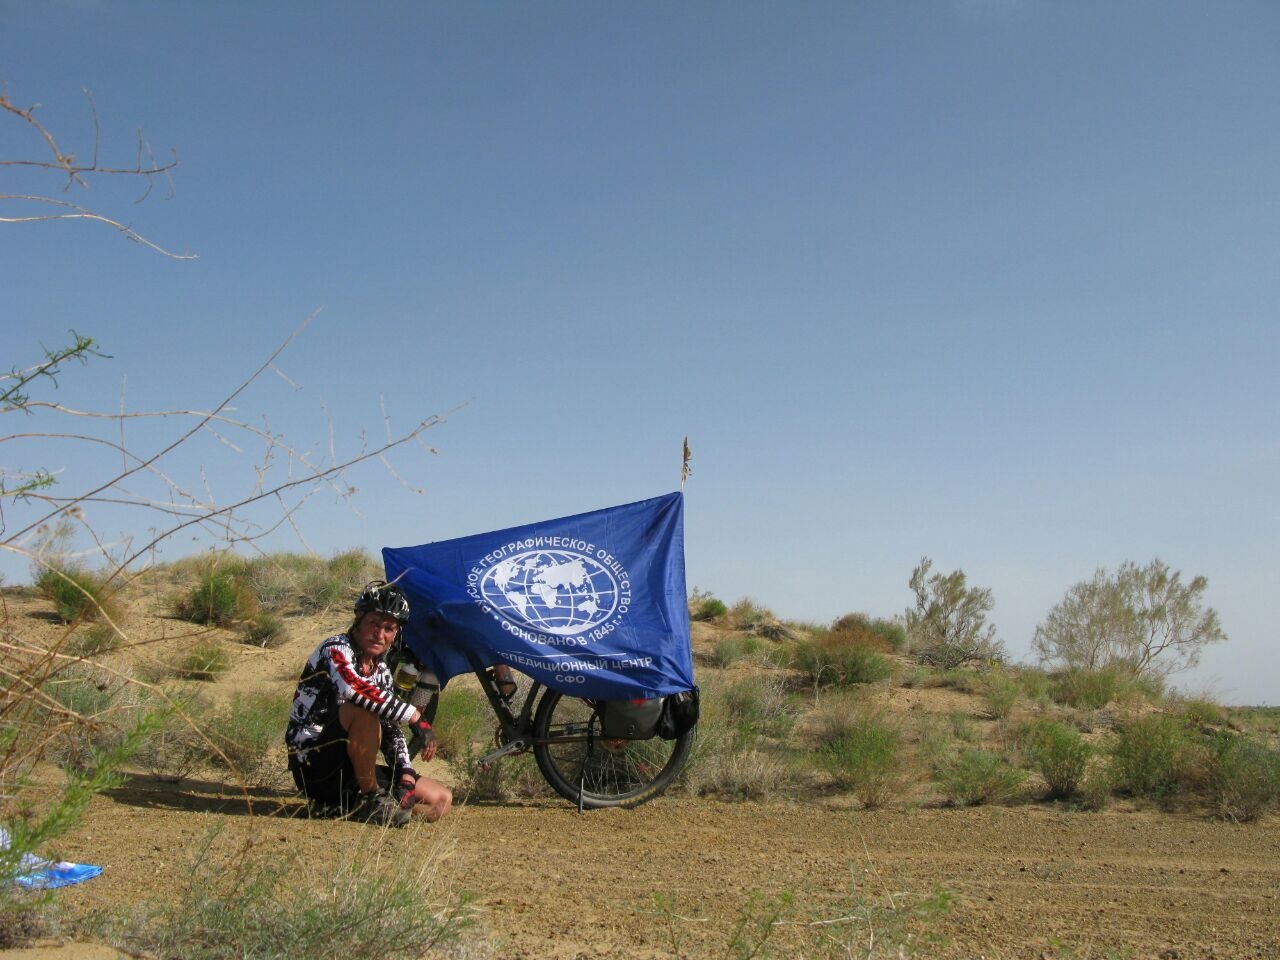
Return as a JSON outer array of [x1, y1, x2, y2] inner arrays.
[[289, 715, 391, 806]]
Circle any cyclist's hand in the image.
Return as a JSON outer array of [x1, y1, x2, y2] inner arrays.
[[408, 718, 436, 762]]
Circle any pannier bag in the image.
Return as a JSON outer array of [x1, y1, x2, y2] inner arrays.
[[597, 697, 665, 739], [657, 686, 700, 740]]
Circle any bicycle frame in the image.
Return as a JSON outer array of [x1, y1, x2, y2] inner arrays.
[[440, 642, 695, 810]]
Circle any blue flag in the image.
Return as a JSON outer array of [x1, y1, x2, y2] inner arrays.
[[383, 492, 693, 700]]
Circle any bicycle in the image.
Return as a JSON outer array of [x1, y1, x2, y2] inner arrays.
[[435, 644, 696, 810]]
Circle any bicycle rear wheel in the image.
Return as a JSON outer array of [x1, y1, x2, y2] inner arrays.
[[532, 691, 693, 808]]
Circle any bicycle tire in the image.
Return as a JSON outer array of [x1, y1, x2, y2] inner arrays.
[[532, 690, 693, 808]]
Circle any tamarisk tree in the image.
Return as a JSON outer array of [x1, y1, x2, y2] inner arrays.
[[905, 557, 1005, 668], [1032, 559, 1225, 680]]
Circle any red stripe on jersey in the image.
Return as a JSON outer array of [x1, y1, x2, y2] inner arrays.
[[329, 645, 386, 704]]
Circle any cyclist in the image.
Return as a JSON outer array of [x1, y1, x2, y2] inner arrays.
[[285, 580, 452, 826]]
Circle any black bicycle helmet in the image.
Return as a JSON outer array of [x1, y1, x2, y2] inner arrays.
[[354, 580, 410, 623]]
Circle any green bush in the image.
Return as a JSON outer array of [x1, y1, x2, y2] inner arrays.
[[34, 565, 120, 624], [177, 568, 257, 626], [1205, 732, 1280, 822], [693, 597, 728, 621], [982, 668, 1020, 720], [1052, 667, 1123, 709], [814, 711, 904, 807], [1019, 720, 1091, 799], [934, 748, 1026, 806], [176, 640, 232, 681], [790, 634, 891, 689], [948, 711, 978, 743], [1110, 713, 1202, 800], [1077, 758, 1117, 811], [242, 611, 285, 648], [1014, 666, 1054, 705], [710, 634, 748, 667], [1177, 697, 1228, 728]]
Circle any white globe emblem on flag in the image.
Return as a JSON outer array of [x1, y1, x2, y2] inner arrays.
[[478, 549, 621, 636]]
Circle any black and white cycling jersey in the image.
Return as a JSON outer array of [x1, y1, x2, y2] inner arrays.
[[285, 633, 417, 777]]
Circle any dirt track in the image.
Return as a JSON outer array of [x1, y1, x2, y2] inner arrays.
[[6, 588, 1279, 958], [44, 784, 1280, 959]]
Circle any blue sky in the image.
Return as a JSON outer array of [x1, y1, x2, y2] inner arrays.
[[4, 2, 1277, 702]]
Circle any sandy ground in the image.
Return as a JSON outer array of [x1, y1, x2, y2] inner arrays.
[[19, 783, 1279, 960]]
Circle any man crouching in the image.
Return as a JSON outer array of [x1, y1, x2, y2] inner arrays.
[[286, 580, 452, 826]]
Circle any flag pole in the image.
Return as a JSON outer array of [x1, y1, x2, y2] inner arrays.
[[680, 436, 692, 491]]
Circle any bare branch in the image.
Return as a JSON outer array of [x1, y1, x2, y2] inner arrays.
[[0, 194, 195, 258]]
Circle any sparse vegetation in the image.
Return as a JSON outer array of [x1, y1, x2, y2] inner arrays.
[[682, 676, 797, 800], [433, 687, 492, 761], [934, 747, 1027, 806], [1051, 666, 1154, 710], [66, 622, 124, 657], [202, 692, 293, 787], [648, 881, 952, 959], [175, 640, 232, 681], [981, 667, 1020, 720], [1176, 697, 1228, 728], [99, 825, 472, 959], [812, 702, 905, 807]]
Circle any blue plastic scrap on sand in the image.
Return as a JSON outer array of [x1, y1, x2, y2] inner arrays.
[[1, 827, 103, 890]]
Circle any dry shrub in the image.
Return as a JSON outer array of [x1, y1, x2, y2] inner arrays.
[[686, 746, 791, 801], [830, 613, 906, 652], [175, 640, 232, 681], [789, 631, 891, 689], [100, 823, 473, 959], [681, 676, 797, 800]]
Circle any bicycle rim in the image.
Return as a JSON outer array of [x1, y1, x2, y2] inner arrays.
[[532, 691, 692, 808]]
